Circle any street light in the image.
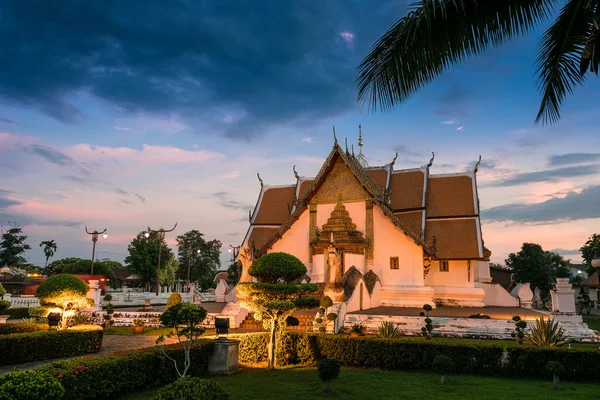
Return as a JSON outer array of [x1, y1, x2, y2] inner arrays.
[[85, 227, 107, 275], [229, 245, 240, 263], [146, 223, 178, 295]]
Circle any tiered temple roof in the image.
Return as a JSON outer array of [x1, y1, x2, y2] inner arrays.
[[243, 136, 485, 261]]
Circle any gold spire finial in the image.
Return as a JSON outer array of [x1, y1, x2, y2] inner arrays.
[[358, 124, 363, 153]]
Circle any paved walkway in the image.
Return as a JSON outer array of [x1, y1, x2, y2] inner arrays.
[[0, 335, 178, 376]]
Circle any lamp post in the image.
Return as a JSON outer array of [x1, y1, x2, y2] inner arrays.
[[145, 223, 177, 296], [85, 227, 107, 275], [229, 245, 240, 263]]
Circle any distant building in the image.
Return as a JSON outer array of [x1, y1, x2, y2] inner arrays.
[[490, 265, 512, 290]]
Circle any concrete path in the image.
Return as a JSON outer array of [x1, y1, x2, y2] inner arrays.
[[0, 335, 178, 376]]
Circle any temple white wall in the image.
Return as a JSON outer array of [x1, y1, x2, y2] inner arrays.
[[345, 253, 365, 273], [373, 206, 424, 286], [425, 260, 474, 288], [270, 209, 310, 265]]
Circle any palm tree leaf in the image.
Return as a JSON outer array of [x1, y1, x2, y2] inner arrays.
[[535, 0, 595, 125], [357, 0, 555, 112]]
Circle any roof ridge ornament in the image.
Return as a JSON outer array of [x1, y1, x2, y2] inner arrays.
[[345, 138, 349, 155], [293, 165, 300, 180], [427, 152, 435, 168], [257, 173, 263, 189], [474, 155, 482, 174], [332, 126, 338, 146], [391, 152, 398, 167]]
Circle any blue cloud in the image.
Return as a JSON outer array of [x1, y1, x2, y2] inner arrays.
[[0, 0, 407, 139]]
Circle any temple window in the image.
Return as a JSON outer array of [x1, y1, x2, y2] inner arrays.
[[439, 260, 449, 272], [390, 257, 399, 270]]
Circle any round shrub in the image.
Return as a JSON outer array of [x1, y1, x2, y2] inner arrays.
[[320, 296, 333, 308], [318, 357, 341, 382], [546, 361, 564, 376], [166, 292, 182, 310], [248, 252, 307, 283], [0, 369, 64, 400], [36, 274, 89, 307], [153, 377, 228, 400], [423, 304, 433, 313], [433, 355, 456, 375], [286, 316, 299, 327], [28, 306, 52, 318], [326, 313, 337, 321]]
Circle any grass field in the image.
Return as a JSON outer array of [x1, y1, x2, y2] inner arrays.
[[583, 316, 600, 332], [121, 367, 598, 400]]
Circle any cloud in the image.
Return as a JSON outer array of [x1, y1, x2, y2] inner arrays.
[[549, 248, 581, 255], [116, 198, 132, 204], [482, 185, 600, 224], [431, 84, 471, 117], [0, 117, 17, 124], [63, 175, 87, 184], [111, 188, 129, 196], [202, 191, 254, 211], [302, 137, 313, 144], [506, 129, 528, 134], [66, 144, 223, 165], [489, 165, 600, 187], [25, 144, 76, 167], [133, 193, 146, 203], [219, 171, 241, 180], [549, 153, 600, 166], [0, 190, 22, 209], [456, 126, 464, 131], [114, 126, 134, 131], [441, 120, 456, 125], [0, 1, 408, 139]]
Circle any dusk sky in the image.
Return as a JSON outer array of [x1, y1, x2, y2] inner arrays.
[[1, 1, 599, 269]]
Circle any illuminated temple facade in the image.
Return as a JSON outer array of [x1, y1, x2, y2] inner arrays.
[[238, 133, 495, 310]]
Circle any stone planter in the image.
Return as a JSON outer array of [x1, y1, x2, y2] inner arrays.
[[132, 326, 145, 334]]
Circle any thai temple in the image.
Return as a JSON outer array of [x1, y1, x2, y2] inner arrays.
[[227, 127, 596, 341]]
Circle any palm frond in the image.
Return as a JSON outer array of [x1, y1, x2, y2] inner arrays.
[[357, 0, 555, 112], [535, 0, 596, 125]]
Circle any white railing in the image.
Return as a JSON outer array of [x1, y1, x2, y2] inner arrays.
[[4, 295, 40, 308]]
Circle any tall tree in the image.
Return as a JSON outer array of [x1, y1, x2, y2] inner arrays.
[[506, 243, 571, 293], [175, 230, 221, 284], [357, 1, 600, 125], [580, 233, 600, 276], [0, 225, 31, 267], [159, 257, 179, 288], [45, 257, 124, 288], [125, 231, 174, 291], [39, 240, 57, 268], [237, 252, 319, 370]]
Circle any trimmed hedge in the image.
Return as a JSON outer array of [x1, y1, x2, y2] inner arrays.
[[0, 369, 65, 400], [0, 325, 103, 366], [234, 332, 600, 382], [37, 341, 214, 400], [4, 307, 31, 319], [0, 322, 48, 335]]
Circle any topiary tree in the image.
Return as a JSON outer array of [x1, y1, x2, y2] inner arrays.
[[421, 304, 433, 340], [432, 355, 455, 385], [167, 292, 182, 310], [156, 302, 207, 377], [35, 274, 91, 329], [546, 361, 564, 390], [237, 252, 320, 369], [511, 316, 527, 346], [0, 369, 65, 400], [318, 357, 341, 393], [153, 377, 228, 400], [314, 296, 337, 333]]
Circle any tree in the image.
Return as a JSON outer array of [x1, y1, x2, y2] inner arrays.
[[357, 1, 600, 125], [506, 243, 571, 294], [35, 274, 91, 329], [175, 230, 221, 284], [159, 257, 179, 288], [237, 252, 319, 369], [580, 233, 600, 276], [45, 257, 124, 288], [226, 262, 241, 285], [125, 231, 174, 291], [433, 355, 456, 385], [0, 225, 31, 267], [155, 303, 208, 378], [318, 358, 341, 393], [39, 240, 57, 268]]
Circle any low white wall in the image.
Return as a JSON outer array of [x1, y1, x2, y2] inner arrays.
[[475, 283, 519, 307]]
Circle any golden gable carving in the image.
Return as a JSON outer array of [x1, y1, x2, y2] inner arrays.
[[309, 158, 371, 205]]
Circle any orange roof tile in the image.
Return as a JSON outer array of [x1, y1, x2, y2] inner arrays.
[[252, 186, 295, 225], [366, 168, 388, 191], [581, 271, 599, 288], [426, 175, 476, 217], [248, 227, 278, 251], [298, 179, 314, 201], [393, 211, 423, 236], [389, 170, 425, 210], [425, 218, 480, 259]]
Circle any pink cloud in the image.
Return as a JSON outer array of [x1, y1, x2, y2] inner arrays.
[[339, 31, 355, 47], [66, 144, 223, 165]]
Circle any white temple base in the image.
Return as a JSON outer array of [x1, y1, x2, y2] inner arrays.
[[431, 286, 486, 307], [380, 285, 435, 308]]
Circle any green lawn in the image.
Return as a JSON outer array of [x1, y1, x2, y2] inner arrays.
[[583, 316, 600, 332], [121, 367, 597, 400]]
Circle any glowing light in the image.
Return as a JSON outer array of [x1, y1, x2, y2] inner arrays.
[[103, 233, 108, 239], [145, 232, 150, 238], [578, 270, 582, 274], [228, 248, 232, 253], [197, 249, 201, 254]]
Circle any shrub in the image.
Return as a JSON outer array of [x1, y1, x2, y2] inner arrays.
[[318, 358, 341, 392], [0, 282, 5, 298], [0, 322, 48, 335], [36, 274, 91, 329], [133, 319, 146, 326], [432, 355, 455, 384], [422, 304, 433, 340], [0, 369, 64, 400], [378, 321, 400, 338], [546, 361, 564, 390], [526, 317, 566, 348], [72, 313, 89, 325], [511, 316, 527, 345], [29, 306, 52, 319], [153, 377, 229, 400], [286, 316, 299, 327], [0, 325, 103, 366], [247, 252, 307, 284], [166, 292, 182, 310], [5, 307, 30, 319], [38, 341, 213, 400], [320, 296, 333, 308], [350, 324, 365, 334], [0, 299, 9, 315]]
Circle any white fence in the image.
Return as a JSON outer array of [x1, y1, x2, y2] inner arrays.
[[4, 295, 40, 308]]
